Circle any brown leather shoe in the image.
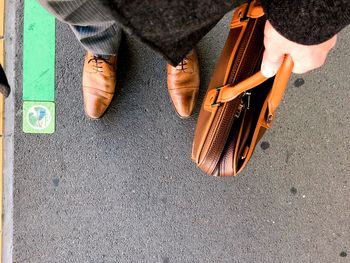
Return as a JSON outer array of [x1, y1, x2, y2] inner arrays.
[[167, 49, 200, 118], [82, 52, 117, 119]]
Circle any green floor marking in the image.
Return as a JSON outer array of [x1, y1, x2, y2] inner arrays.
[[23, 101, 55, 134], [23, 0, 56, 133], [23, 0, 55, 101]]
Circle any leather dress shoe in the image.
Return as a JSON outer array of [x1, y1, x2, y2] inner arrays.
[[82, 52, 117, 119], [167, 49, 200, 118]]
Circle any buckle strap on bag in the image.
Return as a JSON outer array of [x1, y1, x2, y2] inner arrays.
[[206, 55, 293, 126]]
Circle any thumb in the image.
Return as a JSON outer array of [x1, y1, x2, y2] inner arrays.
[[261, 48, 284, 78]]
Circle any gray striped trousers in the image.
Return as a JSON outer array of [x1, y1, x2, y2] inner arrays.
[[37, 0, 122, 55]]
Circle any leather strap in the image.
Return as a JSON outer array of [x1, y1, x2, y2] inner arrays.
[[266, 55, 294, 126], [218, 72, 267, 103], [207, 55, 293, 126]]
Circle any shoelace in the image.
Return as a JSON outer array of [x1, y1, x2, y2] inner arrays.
[[88, 55, 111, 72], [175, 56, 190, 71]]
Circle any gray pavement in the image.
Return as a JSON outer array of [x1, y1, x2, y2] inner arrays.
[[9, 1, 350, 262]]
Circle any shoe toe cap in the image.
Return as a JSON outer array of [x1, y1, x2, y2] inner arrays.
[[171, 89, 198, 118], [83, 88, 113, 119]]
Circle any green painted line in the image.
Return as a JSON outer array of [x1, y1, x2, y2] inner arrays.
[[23, 0, 56, 134], [23, 0, 55, 101], [23, 101, 55, 134]]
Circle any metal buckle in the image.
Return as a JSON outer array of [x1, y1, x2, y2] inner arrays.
[[211, 103, 222, 108], [210, 86, 224, 108], [239, 0, 252, 22], [267, 114, 273, 124]]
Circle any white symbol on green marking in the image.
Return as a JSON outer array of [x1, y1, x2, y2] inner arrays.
[[26, 105, 52, 130]]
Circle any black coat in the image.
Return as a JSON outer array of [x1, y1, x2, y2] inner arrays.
[[107, 0, 350, 65], [0, 64, 10, 97]]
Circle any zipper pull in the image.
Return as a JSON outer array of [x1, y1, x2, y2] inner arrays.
[[244, 91, 251, 110]]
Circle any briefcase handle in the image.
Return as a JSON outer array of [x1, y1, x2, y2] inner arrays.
[[204, 55, 293, 127]]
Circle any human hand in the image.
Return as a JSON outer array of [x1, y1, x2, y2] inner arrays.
[[261, 20, 337, 77]]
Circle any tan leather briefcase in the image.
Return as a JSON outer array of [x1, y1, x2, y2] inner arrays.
[[192, 0, 294, 176]]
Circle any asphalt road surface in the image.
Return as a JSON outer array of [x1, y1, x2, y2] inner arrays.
[[10, 2, 350, 262]]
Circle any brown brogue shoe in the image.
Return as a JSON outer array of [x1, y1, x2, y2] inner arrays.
[[167, 49, 200, 118], [82, 52, 117, 119]]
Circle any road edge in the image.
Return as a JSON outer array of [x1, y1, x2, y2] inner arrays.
[[2, 0, 16, 261]]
